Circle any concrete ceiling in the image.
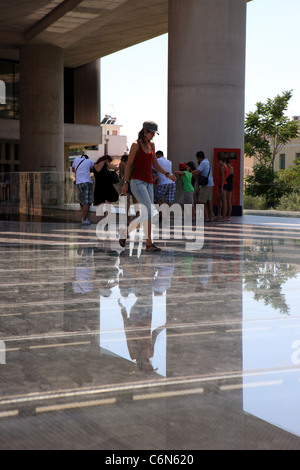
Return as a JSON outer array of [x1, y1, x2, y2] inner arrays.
[[0, 0, 252, 68], [0, 0, 168, 68]]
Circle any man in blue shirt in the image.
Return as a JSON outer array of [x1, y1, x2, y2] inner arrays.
[[193, 151, 214, 222]]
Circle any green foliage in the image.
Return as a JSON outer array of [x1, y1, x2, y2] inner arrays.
[[245, 90, 299, 170], [276, 192, 300, 211], [245, 163, 292, 208], [244, 90, 299, 208], [243, 194, 267, 210], [281, 157, 300, 193]]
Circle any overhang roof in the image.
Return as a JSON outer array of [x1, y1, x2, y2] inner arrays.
[[0, 0, 168, 67], [0, 0, 252, 68]]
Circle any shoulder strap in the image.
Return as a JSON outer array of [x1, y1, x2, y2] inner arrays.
[[75, 157, 85, 173]]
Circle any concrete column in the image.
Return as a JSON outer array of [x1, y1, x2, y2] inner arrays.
[[168, 0, 247, 189], [74, 60, 100, 126], [20, 45, 64, 172]]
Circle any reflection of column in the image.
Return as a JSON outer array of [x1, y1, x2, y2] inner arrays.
[[168, 0, 247, 194], [20, 45, 64, 172]]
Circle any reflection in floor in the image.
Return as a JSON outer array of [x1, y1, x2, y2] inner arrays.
[[0, 215, 300, 449]]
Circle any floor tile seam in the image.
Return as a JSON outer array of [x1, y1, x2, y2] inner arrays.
[[1, 269, 298, 290], [3, 225, 300, 235], [2, 227, 300, 240], [0, 366, 299, 410], [2, 316, 299, 344], [0, 240, 97, 246]]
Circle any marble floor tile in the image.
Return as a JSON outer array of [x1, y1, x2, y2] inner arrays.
[[0, 215, 300, 450]]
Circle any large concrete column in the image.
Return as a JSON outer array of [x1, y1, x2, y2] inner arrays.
[[20, 45, 64, 172], [168, 0, 247, 193]]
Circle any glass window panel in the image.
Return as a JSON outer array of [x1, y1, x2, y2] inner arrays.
[[0, 60, 20, 120]]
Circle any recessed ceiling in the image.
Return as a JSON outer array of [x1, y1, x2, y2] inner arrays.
[[0, 0, 253, 68]]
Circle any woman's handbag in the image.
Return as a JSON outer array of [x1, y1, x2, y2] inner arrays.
[[109, 170, 119, 184]]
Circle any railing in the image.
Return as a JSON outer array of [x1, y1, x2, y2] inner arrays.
[[0, 172, 83, 217]]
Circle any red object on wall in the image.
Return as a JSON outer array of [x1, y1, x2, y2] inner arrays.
[[213, 148, 241, 208]]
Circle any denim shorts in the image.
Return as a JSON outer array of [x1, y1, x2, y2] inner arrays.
[[130, 179, 153, 220]]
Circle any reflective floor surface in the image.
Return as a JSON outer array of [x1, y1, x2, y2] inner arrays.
[[0, 215, 300, 450]]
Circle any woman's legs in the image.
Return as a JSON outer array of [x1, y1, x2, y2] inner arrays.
[[227, 191, 232, 220], [221, 190, 227, 219], [130, 180, 153, 245]]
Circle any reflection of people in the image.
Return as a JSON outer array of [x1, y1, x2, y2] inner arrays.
[[72, 154, 95, 225], [152, 250, 175, 295], [118, 256, 161, 372], [121, 121, 176, 252], [72, 248, 94, 295]]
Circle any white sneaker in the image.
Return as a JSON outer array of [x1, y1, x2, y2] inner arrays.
[[81, 219, 91, 225]]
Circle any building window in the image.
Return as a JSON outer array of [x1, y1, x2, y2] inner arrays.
[[0, 80, 6, 104], [5, 143, 10, 161], [112, 130, 118, 136], [296, 153, 300, 161], [0, 60, 20, 120], [279, 154, 286, 170]]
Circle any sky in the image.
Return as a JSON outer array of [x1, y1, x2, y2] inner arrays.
[[100, 0, 300, 154]]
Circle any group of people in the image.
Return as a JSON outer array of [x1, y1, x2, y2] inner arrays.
[[72, 120, 234, 251], [172, 150, 234, 223]]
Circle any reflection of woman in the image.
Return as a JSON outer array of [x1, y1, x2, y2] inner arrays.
[[93, 155, 119, 206], [121, 121, 176, 252], [118, 255, 164, 373]]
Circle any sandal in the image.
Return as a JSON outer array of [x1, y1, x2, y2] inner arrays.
[[119, 228, 128, 247], [146, 243, 161, 252]]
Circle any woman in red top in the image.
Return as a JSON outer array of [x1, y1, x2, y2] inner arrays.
[[121, 121, 176, 251]]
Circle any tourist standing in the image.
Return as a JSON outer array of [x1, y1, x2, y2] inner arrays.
[[72, 154, 94, 225]]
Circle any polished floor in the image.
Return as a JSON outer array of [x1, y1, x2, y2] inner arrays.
[[0, 215, 300, 450]]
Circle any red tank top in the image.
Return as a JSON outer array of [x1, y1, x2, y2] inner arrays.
[[131, 144, 153, 183], [218, 165, 229, 187]]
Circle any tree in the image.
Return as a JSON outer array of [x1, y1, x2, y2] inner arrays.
[[244, 90, 299, 207]]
